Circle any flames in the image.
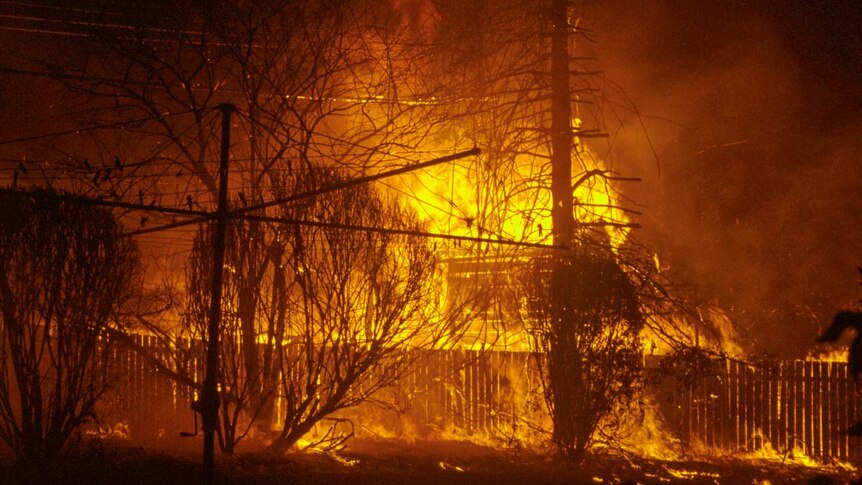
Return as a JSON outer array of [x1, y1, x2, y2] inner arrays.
[[385, 126, 631, 250], [807, 347, 849, 363]]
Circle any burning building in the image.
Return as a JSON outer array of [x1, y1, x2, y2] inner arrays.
[[0, 0, 861, 481]]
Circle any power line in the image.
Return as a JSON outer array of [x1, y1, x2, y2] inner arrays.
[[0, 66, 152, 85], [240, 213, 563, 250], [0, 183, 567, 251], [0, 187, 209, 217], [0, 0, 128, 17], [0, 109, 197, 146], [377, 179, 514, 242], [0, 11, 196, 34], [125, 217, 205, 236], [0, 24, 86, 37], [0, 155, 366, 170], [0, 3, 430, 52], [233, 148, 481, 216]]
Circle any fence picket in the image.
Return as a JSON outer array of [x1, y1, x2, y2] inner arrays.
[[96, 335, 860, 465]]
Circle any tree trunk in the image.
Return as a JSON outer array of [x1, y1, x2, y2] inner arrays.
[[239, 286, 261, 410]]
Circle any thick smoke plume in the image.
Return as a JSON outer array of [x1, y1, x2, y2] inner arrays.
[[587, 0, 862, 356]]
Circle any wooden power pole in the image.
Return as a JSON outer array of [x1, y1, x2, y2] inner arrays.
[[549, 0, 575, 248], [202, 102, 233, 484]]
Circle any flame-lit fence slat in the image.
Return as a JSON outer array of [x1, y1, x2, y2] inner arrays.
[[667, 357, 861, 463], [405, 352, 861, 464], [783, 361, 790, 451], [379, 351, 859, 465], [839, 363, 849, 459], [96, 335, 197, 442], [95, 336, 862, 464]]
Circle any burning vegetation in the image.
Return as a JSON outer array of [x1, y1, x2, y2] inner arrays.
[[0, 0, 860, 483]]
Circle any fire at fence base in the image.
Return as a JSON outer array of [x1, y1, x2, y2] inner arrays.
[[93, 336, 862, 472]]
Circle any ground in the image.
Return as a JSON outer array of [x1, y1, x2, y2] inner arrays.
[[0, 437, 857, 484]]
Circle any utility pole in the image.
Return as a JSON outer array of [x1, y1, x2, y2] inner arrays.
[[202, 102, 233, 484], [549, 0, 575, 248]]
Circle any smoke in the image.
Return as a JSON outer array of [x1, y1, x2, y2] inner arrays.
[[585, 0, 862, 356], [389, 0, 439, 40], [4, 0, 861, 358]]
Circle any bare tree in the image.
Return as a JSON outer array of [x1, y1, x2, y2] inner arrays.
[[182, 211, 277, 453], [271, 179, 480, 452], [45, 0, 438, 203], [15, 0, 705, 458], [0, 188, 140, 462], [412, 2, 724, 457], [178, 170, 475, 453], [30, 0, 454, 447]]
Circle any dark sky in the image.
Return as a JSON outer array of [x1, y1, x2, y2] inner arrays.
[[587, 0, 862, 355]]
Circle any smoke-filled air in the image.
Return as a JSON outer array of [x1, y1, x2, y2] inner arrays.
[[0, 0, 860, 483]]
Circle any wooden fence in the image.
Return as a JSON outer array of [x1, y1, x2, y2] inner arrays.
[[100, 339, 861, 463], [397, 349, 547, 440], [657, 358, 859, 462], [99, 334, 199, 440]]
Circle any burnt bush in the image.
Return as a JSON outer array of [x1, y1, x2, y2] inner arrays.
[[0, 188, 140, 463], [520, 249, 644, 462]]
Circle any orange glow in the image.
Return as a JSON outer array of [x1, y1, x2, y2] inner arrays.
[[385, 135, 631, 250], [806, 347, 848, 363]]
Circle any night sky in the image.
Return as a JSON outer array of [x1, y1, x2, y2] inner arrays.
[[2, 0, 862, 356]]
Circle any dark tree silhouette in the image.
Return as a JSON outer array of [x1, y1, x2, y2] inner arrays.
[[820, 311, 862, 436], [48, 3, 448, 434], [183, 212, 277, 453], [519, 247, 644, 462], [818, 311, 862, 380], [269, 182, 438, 453], [0, 188, 140, 462], [179, 175, 476, 453], [819, 267, 862, 436]]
